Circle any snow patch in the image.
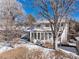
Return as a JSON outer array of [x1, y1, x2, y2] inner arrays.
[[0, 46, 12, 53]]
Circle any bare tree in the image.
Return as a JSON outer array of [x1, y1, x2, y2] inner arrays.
[[27, 14, 36, 26], [0, 0, 23, 42], [34, 0, 78, 50]]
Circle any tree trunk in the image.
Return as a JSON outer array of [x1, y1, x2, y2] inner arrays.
[[49, 21, 57, 50]]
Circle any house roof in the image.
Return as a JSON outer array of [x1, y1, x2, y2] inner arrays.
[[34, 20, 54, 25], [24, 26, 51, 32]]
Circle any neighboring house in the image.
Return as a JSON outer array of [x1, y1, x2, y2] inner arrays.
[[29, 20, 53, 42], [25, 19, 68, 43]]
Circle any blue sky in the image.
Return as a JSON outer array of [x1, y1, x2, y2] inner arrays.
[[17, 0, 79, 21]]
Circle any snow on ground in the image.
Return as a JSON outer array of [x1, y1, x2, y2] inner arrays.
[[75, 37, 79, 41], [0, 42, 53, 54], [0, 42, 12, 53], [59, 48, 79, 58], [0, 46, 12, 53], [0, 42, 79, 59]]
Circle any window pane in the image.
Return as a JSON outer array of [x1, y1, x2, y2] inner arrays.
[[38, 33, 40, 39], [49, 33, 52, 39], [41, 33, 44, 40], [34, 33, 36, 39], [32, 33, 34, 39], [45, 33, 47, 40], [45, 24, 50, 27]]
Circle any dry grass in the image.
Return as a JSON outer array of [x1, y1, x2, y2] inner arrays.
[[42, 41, 53, 49], [0, 44, 79, 59], [48, 50, 71, 59], [26, 48, 44, 59], [0, 47, 27, 59]]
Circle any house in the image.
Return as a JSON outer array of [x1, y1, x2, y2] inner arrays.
[[25, 18, 69, 43], [25, 20, 53, 43]]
